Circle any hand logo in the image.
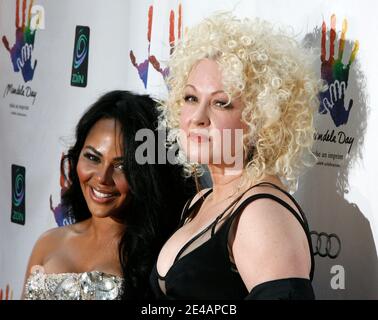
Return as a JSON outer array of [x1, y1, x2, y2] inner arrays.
[[2, 0, 39, 82], [149, 6, 182, 80], [0, 285, 13, 300], [130, 4, 182, 88], [319, 15, 359, 127], [129, 5, 153, 88]]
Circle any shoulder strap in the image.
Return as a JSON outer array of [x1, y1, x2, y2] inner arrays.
[[229, 193, 308, 232], [178, 189, 213, 228], [251, 182, 309, 226], [173, 189, 245, 264]]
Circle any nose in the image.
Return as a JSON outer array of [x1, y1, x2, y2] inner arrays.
[[95, 164, 114, 185], [191, 102, 210, 127]]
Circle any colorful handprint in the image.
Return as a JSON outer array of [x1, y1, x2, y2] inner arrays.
[[149, 5, 182, 80], [2, 0, 39, 82], [129, 5, 153, 88], [130, 4, 182, 88], [50, 153, 75, 227], [319, 14, 359, 127], [0, 285, 13, 300]]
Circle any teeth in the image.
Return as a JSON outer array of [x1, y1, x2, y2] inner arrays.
[[92, 188, 113, 199]]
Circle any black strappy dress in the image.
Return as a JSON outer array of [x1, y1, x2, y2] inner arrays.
[[150, 182, 315, 300]]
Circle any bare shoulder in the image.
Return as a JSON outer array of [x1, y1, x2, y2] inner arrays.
[[22, 224, 78, 298], [239, 183, 303, 219], [235, 194, 305, 240], [28, 225, 72, 264], [39, 224, 70, 241], [232, 187, 311, 291], [26, 221, 87, 270]]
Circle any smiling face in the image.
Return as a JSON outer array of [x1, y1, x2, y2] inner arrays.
[[76, 118, 130, 219], [179, 58, 246, 170]]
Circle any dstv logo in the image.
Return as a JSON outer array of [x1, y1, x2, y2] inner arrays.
[[11, 164, 26, 225], [70, 26, 90, 87]]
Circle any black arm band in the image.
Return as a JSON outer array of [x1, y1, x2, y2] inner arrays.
[[245, 278, 315, 300]]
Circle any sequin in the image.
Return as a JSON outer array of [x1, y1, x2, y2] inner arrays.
[[24, 267, 123, 300]]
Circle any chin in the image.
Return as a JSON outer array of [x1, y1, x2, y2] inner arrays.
[[89, 208, 114, 219], [89, 203, 126, 220]]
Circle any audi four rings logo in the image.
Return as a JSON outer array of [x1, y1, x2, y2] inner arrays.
[[310, 231, 341, 259]]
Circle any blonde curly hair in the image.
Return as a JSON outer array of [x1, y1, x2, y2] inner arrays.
[[158, 12, 321, 192]]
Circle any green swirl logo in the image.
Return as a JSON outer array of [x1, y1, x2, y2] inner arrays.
[[13, 173, 24, 207], [73, 33, 88, 69]]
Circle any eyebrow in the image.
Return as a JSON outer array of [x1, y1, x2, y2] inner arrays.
[[185, 84, 226, 96], [84, 146, 124, 161]]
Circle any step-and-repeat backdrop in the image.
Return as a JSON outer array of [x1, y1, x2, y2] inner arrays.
[[0, 0, 377, 299]]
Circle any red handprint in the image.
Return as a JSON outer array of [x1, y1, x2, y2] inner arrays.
[[149, 5, 182, 79], [130, 4, 182, 88], [0, 284, 13, 300], [129, 5, 153, 88]]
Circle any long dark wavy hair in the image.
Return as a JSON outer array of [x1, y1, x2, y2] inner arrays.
[[61, 90, 195, 299]]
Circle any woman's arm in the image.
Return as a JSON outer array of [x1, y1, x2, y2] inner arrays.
[[232, 198, 312, 299]]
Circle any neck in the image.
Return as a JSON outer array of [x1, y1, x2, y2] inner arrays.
[[207, 164, 244, 202], [207, 165, 285, 202], [84, 216, 125, 243]]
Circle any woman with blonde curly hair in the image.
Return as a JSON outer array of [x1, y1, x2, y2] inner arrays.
[[150, 12, 320, 299]]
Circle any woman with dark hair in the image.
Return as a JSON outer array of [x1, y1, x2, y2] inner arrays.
[[22, 90, 194, 300]]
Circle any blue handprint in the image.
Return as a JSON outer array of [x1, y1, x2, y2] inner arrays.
[[320, 14, 359, 127]]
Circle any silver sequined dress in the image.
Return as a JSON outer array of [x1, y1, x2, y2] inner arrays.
[[24, 265, 123, 300]]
